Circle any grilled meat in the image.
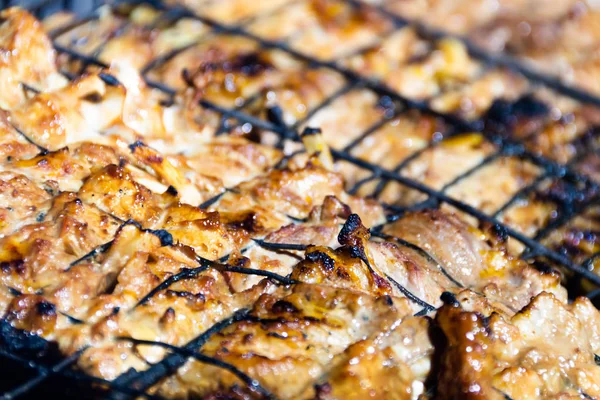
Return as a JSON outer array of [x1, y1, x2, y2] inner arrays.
[[435, 292, 600, 399], [365, 0, 600, 98], [0, 3, 597, 400], [0, 8, 67, 110]]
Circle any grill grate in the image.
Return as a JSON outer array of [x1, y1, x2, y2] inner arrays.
[[1, 0, 600, 398]]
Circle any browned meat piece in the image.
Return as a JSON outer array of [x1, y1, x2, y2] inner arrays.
[[435, 292, 600, 399], [0, 172, 53, 236], [149, 34, 345, 121], [158, 283, 421, 399]]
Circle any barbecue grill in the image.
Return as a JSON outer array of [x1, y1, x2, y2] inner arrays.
[[0, 0, 599, 398]]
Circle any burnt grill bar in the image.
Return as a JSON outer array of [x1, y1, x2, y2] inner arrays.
[[1, 0, 600, 398]]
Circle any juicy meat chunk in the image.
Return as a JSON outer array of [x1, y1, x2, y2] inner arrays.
[[384, 210, 566, 313], [0, 8, 67, 109], [0, 172, 52, 237], [214, 161, 386, 227], [435, 293, 600, 399], [159, 283, 416, 399]]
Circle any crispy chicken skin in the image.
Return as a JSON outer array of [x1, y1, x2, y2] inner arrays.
[[0, 5, 597, 400]]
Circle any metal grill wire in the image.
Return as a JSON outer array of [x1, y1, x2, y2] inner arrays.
[[0, 0, 600, 398]]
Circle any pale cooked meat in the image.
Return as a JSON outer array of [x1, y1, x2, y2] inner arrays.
[[430, 69, 529, 120], [171, 136, 283, 188], [41, 11, 76, 33], [342, 27, 430, 78], [151, 18, 208, 55], [0, 8, 67, 110], [372, 0, 600, 97], [291, 96, 539, 215], [339, 112, 448, 196], [262, 195, 355, 247], [286, 0, 394, 60], [245, 0, 395, 61], [299, 89, 390, 149], [378, 133, 497, 206], [247, 1, 325, 40], [349, 112, 446, 167], [371, 0, 579, 35], [346, 37, 481, 100], [497, 192, 558, 239], [464, 6, 600, 98], [384, 210, 566, 312], [51, 5, 210, 74], [445, 156, 542, 214], [367, 0, 501, 35], [384, 39, 480, 100], [97, 27, 155, 71]]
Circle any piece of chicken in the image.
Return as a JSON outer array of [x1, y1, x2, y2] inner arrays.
[[435, 292, 600, 399], [0, 8, 67, 110]]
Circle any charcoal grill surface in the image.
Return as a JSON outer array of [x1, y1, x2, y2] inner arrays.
[[1, 0, 599, 398]]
